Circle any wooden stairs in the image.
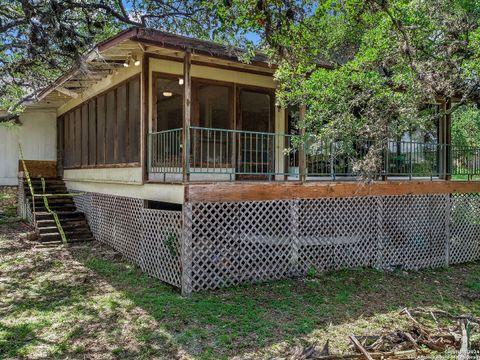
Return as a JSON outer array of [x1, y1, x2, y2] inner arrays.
[[24, 177, 95, 244]]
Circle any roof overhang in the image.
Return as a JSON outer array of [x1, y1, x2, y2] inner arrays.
[[33, 28, 275, 108]]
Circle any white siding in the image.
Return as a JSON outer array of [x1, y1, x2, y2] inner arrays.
[[0, 110, 57, 185]]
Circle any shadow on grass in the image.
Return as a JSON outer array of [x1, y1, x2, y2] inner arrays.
[[1, 227, 479, 359], [73, 248, 480, 359]]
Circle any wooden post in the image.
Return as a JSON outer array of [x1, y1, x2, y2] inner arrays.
[[439, 100, 452, 180], [299, 104, 307, 182], [181, 197, 193, 296], [182, 49, 192, 183], [445, 99, 452, 180]]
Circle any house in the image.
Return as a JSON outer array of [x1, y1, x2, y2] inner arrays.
[[9, 28, 480, 295]]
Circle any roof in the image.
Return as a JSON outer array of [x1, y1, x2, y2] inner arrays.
[[35, 27, 274, 108], [98, 28, 270, 65]]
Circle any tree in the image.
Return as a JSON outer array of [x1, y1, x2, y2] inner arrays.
[[218, 0, 480, 178], [452, 104, 480, 148], [0, 0, 218, 118]]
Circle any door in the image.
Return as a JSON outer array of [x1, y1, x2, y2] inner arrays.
[[236, 88, 275, 179]]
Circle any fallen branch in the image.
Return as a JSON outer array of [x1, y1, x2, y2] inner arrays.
[[349, 335, 374, 360], [411, 308, 480, 325], [314, 349, 422, 359], [458, 319, 469, 360], [400, 308, 430, 337]]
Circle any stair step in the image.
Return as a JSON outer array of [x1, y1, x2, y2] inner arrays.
[[25, 178, 63, 184], [29, 188, 69, 194], [39, 230, 93, 242], [34, 204, 77, 211], [37, 237, 94, 246], [37, 224, 90, 234], [36, 219, 88, 227], [22, 177, 95, 244], [26, 196, 74, 202], [35, 211, 86, 220]]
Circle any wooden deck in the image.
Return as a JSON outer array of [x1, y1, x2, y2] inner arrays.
[[186, 180, 480, 203]]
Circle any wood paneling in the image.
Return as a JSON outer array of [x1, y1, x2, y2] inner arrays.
[[105, 90, 116, 164], [88, 100, 96, 165], [128, 77, 140, 162], [97, 95, 106, 165], [19, 160, 57, 178], [187, 181, 480, 203], [74, 108, 82, 167], [116, 84, 127, 164], [61, 75, 141, 169], [81, 103, 89, 166]]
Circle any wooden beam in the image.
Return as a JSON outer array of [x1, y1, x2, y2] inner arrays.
[[187, 180, 480, 203], [182, 49, 192, 183], [56, 87, 79, 98]]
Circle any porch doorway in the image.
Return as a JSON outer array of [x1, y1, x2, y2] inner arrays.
[[236, 89, 275, 180]]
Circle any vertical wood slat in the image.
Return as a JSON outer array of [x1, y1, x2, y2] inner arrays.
[[97, 95, 106, 165], [129, 78, 141, 163], [74, 108, 82, 167], [183, 50, 192, 183], [106, 90, 116, 164], [60, 75, 140, 169], [88, 100, 97, 166], [57, 117, 64, 177], [117, 84, 128, 164], [81, 103, 89, 166]]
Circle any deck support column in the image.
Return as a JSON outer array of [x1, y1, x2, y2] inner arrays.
[[439, 100, 452, 180], [445, 99, 452, 180], [182, 49, 192, 183], [299, 104, 307, 182], [181, 197, 193, 296]]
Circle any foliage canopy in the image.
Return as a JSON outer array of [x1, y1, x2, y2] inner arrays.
[[2, 0, 480, 165]]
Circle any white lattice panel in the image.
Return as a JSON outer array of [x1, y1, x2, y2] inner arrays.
[[142, 209, 183, 287], [187, 193, 479, 292], [73, 192, 183, 289], [450, 193, 480, 264], [298, 197, 377, 272], [71, 189, 480, 294], [381, 194, 449, 270]]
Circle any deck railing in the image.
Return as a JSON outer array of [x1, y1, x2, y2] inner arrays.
[[148, 127, 480, 181]]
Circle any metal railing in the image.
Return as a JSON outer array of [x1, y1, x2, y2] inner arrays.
[[148, 128, 183, 175], [148, 127, 480, 181]]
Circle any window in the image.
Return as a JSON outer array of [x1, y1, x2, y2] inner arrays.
[[197, 83, 231, 129], [239, 90, 272, 132], [61, 75, 141, 169], [155, 76, 183, 131]]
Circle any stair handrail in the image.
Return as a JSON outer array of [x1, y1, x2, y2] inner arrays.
[[19, 143, 86, 245], [18, 144, 36, 224], [40, 177, 68, 245]]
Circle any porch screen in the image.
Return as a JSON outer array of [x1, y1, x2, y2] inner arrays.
[[60, 75, 141, 169], [156, 77, 183, 131]]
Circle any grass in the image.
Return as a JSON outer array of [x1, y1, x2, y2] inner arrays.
[[0, 215, 479, 359]]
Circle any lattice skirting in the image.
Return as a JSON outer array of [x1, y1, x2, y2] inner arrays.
[[74, 192, 182, 288], [185, 193, 480, 293], [72, 191, 480, 294]]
